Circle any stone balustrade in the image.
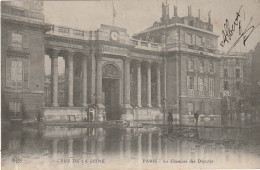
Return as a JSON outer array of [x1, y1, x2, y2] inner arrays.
[[131, 39, 162, 51], [46, 25, 163, 52]]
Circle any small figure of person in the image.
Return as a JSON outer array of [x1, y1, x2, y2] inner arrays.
[[37, 112, 41, 123], [194, 111, 200, 128], [168, 111, 173, 125]]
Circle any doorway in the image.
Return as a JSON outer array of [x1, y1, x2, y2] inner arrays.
[[102, 78, 120, 120]]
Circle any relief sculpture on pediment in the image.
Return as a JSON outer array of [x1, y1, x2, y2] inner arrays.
[[102, 64, 120, 79]]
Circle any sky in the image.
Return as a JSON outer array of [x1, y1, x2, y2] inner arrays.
[[43, 0, 260, 75]]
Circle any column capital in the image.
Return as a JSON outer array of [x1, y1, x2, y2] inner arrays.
[[124, 57, 131, 64], [95, 55, 103, 61], [48, 48, 60, 59], [67, 50, 75, 56], [135, 60, 142, 67], [63, 50, 75, 59], [145, 60, 152, 67]]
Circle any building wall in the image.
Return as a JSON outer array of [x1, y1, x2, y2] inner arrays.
[[166, 56, 178, 108], [177, 53, 220, 115], [1, 2, 47, 121], [251, 43, 260, 106]]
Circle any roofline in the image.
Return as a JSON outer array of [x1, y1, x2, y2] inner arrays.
[[133, 23, 219, 37]]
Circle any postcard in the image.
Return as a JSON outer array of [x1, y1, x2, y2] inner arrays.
[[1, 0, 260, 169]]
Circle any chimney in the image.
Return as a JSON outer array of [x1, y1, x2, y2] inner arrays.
[[166, 3, 169, 19], [188, 5, 192, 17], [208, 10, 211, 23], [174, 5, 178, 17], [198, 9, 200, 19], [162, 2, 166, 19]]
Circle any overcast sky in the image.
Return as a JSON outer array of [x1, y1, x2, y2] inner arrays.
[[43, 0, 260, 75]]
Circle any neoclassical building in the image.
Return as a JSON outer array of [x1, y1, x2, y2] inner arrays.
[[2, 1, 224, 124]]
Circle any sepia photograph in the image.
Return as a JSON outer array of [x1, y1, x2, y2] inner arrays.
[[1, 0, 260, 169]]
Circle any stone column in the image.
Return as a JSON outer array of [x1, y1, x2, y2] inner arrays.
[[146, 61, 152, 107], [124, 58, 131, 108], [119, 135, 124, 158], [148, 131, 152, 158], [136, 61, 142, 107], [50, 49, 59, 107], [138, 133, 142, 160], [156, 63, 162, 107], [164, 138, 168, 159], [83, 137, 88, 155], [68, 138, 73, 158], [64, 57, 68, 106], [96, 56, 103, 108], [52, 138, 59, 158], [96, 128, 104, 156], [91, 139, 96, 154], [125, 128, 131, 159], [82, 56, 88, 106], [67, 51, 74, 107], [158, 131, 162, 159]]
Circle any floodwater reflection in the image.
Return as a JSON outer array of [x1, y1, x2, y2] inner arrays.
[[2, 125, 260, 169]]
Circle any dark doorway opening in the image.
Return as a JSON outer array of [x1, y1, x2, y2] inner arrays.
[[102, 78, 120, 120]]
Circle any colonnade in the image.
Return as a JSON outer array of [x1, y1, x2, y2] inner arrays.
[[48, 48, 87, 107], [48, 48, 162, 108]]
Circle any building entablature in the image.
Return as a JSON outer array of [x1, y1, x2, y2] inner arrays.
[[134, 23, 218, 38], [165, 42, 218, 54], [165, 48, 220, 60], [220, 52, 248, 60], [46, 24, 162, 52], [130, 52, 162, 63]]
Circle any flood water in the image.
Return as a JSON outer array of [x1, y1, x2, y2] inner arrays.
[[2, 124, 260, 169]]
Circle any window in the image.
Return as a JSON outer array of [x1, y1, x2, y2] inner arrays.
[[8, 31, 29, 49], [209, 78, 214, 96], [11, 60, 23, 87], [197, 36, 202, 46], [236, 59, 241, 66], [224, 81, 229, 90], [236, 69, 241, 78], [9, 100, 21, 113], [189, 77, 194, 89], [236, 81, 241, 89], [189, 21, 194, 26], [185, 33, 192, 44], [187, 76, 195, 90], [6, 58, 30, 88], [58, 27, 69, 34], [224, 69, 228, 78], [199, 60, 204, 72], [188, 102, 193, 114], [199, 77, 204, 91], [209, 62, 214, 73], [188, 60, 194, 71], [12, 33, 23, 48]]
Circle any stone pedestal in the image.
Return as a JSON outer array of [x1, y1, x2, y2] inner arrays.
[[121, 107, 134, 121], [95, 107, 106, 122]]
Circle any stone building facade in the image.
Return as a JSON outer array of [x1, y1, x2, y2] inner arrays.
[[219, 53, 252, 111], [1, 1, 49, 120], [133, 4, 221, 124], [251, 42, 260, 107], [3, 1, 253, 124]]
